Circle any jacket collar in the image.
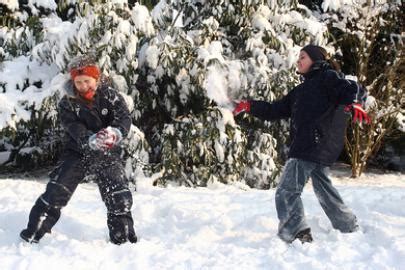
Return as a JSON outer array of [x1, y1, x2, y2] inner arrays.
[[300, 61, 331, 81], [62, 79, 76, 97]]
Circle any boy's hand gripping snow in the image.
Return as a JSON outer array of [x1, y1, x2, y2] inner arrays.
[[89, 127, 122, 151], [232, 100, 251, 116], [344, 103, 371, 124]]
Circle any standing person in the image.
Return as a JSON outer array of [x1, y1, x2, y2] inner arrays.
[[233, 45, 370, 243], [20, 55, 137, 245]]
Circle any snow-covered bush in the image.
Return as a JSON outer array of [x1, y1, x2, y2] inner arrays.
[[123, 124, 151, 183], [0, 0, 62, 171], [243, 130, 280, 189], [158, 108, 247, 186]]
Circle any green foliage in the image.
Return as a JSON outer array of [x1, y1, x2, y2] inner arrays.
[[0, 94, 62, 172], [157, 106, 280, 188], [158, 107, 246, 186], [242, 128, 280, 189], [0, 16, 43, 60]]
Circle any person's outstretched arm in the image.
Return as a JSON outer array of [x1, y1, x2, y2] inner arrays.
[[233, 91, 293, 121]]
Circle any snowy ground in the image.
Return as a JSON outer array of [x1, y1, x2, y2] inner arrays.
[[1, 167, 405, 270]]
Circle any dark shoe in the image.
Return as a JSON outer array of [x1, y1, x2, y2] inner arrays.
[[295, 228, 313, 243], [20, 229, 40, 244]]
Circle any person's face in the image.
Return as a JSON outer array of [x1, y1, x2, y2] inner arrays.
[[297, 50, 314, 75], [73, 75, 98, 93]]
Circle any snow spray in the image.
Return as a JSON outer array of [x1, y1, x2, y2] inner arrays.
[[204, 65, 235, 111]]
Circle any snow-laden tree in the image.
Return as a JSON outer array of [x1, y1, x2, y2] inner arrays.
[[4, 0, 401, 184], [319, 0, 404, 177], [1, 0, 329, 187]]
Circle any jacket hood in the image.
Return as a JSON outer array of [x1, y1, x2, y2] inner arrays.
[[62, 79, 76, 97]]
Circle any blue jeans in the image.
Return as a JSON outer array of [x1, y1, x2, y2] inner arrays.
[[276, 158, 358, 242]]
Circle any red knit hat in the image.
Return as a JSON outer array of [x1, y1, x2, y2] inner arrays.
[[70, 65, 100, 81]]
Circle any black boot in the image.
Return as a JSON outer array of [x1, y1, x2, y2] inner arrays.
[[20, 229, 44, 243], [20, 197, 61, 244], [108, 213, 137, 245], [109, 229, 138, 245], [295, 228, 313, 243]]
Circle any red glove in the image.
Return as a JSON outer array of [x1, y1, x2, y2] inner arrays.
[[344, 103, 371, 124], [233, 100, 251, 116], [89, 127, 122, 151]]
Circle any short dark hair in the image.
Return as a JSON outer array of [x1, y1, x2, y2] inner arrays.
[[301, 44, 341, 71], [301, 45, 327, 62]]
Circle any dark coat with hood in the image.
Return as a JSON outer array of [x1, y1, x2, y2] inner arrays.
[[250, 62, 360, 166], [21, 79, 137, 245], [58, 80, 131, 155]]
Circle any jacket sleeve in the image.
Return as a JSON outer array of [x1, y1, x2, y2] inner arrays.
[[249, 92, 292, 121], [324, 69, 358, 105], [108, 89, 132, 138], [58, 97, 92, 149]]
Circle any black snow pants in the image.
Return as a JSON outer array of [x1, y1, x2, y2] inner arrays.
[[22, 150, 137, 244]]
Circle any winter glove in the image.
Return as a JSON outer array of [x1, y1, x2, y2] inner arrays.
[[232, 100, 251, 116], [89, 127, 123, 151], [344, 103, 371, 124]]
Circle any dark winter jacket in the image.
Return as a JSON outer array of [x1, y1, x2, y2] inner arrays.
[[250, 62, 360, 166], [58, 81, 131, 154]]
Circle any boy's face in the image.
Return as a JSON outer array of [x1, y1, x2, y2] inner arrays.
[[297, 51, 314, 75], [73, 75, 98, 94]]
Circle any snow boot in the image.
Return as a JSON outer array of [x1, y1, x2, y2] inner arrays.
[[108, 213, 138, 245], [20, 229, 43, 244], [294, 228, 313, 243], [110, 229, 138, 245], [107, 212, 138, 245], [20, 196, 62, 244]]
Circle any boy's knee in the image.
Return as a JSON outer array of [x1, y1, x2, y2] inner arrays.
[[42, 181, 73, 208]]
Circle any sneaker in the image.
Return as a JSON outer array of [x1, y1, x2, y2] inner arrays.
[[20, 229, 40, 244], [295, 228, 313, 243]]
